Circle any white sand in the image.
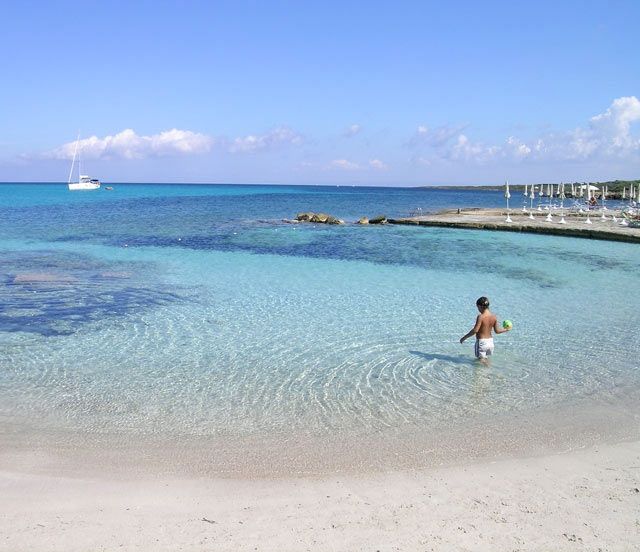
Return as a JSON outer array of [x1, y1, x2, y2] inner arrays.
[[1, 440, 639, 552]]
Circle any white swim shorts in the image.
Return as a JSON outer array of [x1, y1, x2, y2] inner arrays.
[[475, 338, 495, 359]]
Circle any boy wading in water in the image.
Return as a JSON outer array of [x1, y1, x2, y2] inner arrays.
[[459, 296, 511, 360]]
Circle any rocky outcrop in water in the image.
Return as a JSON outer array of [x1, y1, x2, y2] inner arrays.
[[295, 212, 345, 224], [368, 215, 388, 224]]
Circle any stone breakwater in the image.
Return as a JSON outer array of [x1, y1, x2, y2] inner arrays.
[[387, 208, 640, 244], [284, 208, 640, 243]]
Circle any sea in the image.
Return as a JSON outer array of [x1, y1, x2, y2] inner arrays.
[[1, 183, 639, 475]]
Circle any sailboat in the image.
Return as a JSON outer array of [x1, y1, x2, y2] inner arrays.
[[67, 134, 101, 191]]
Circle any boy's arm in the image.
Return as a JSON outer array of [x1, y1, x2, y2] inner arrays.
[[460, 315, 481, 343], [493, 318, 510, 334]]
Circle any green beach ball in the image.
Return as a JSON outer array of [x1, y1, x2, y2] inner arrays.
[[502, 320, 513, 329]]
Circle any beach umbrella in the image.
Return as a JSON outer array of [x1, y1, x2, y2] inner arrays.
[[545, 183, 553, 219], [571, 183, 576, 197], [559, 183, 566, 224], [622, 187, 626, 199], [523, 183, 528, 196], [528, 185, 536, 218], [584, 185, 592, 223], [537, 184, 544, 210], [504, 180, 512, 223]]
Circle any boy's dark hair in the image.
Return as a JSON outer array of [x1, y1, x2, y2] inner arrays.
[[476, 296, 490, 309]]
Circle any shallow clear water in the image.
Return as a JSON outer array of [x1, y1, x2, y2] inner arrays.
[[1, 184, 639, 457]]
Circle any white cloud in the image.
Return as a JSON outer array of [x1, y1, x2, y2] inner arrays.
[[343, 124, 362, 137], [590, 96, 640, 148], [329, 159, 361, 170], [229, 126, 303, 153], [369, 159, 388, 170], [449, 134, 499, 163], [505, 136, 532, 158], [555, 96, 640, 159], [48, 129, 213, 160], [410, 97, 640, 165], [409, 124, 467, 148], [326, 158, 388, 171]]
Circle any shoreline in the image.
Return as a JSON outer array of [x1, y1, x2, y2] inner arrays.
[[2, 386, 639, 480], [2, 439, 638, 551]]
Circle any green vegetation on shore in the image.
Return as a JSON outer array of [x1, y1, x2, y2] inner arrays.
[[422, 179, 640, 193]]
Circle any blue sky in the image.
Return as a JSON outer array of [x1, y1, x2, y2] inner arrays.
[[1, 0, 639, 185]]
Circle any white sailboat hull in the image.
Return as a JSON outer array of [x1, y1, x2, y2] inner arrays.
[[68, 181, 100, 191]]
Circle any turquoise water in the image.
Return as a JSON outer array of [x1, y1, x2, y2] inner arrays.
[[1, 184, 639, 465]]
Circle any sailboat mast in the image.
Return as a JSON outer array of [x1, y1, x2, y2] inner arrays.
[[67, 133, 80, 184]]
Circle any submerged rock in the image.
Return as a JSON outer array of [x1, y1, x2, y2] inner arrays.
[[12, 272, 77, 285], [99, 271, 132, 279]]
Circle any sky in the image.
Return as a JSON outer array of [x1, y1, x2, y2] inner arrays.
[[0, 0, 639, 186]]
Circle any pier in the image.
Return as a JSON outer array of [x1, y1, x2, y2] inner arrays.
[[388, 208, 640, 244]]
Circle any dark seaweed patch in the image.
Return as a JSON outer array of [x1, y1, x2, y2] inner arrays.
[[102, 224, 559, 288], [0, 250, 183, 336]]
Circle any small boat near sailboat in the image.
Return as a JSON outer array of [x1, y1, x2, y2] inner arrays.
[[67, 134, 101, 191]]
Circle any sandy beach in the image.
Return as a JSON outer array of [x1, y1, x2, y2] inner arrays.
[[1, 440, 639, 551]]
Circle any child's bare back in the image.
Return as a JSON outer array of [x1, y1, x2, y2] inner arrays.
[[476, 310, 498, 339], [459, 296, 511, 359]]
